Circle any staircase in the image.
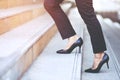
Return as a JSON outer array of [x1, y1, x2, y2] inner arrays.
[[0, 0, 73, 80], [1, 0, 120, 80]]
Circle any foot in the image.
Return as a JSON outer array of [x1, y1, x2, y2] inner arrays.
[[92, 53, 104, 69], [56, 35, 83, 53], [85, 53, 109, 73]]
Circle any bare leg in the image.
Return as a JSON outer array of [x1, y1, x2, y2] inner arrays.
[[64, 35, 79, 50]]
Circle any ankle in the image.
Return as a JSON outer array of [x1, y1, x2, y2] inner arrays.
[[64, 35, 79, 50], [68, 35, 79, 41], [94, 52, 104, 59]]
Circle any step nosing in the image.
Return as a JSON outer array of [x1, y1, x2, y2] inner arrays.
[[0, 4, 43, 19]]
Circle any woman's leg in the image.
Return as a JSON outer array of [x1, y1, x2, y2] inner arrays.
[[44, 0, 76, 39], [75, 0, 107, 69], [44, 0, 79, 50]]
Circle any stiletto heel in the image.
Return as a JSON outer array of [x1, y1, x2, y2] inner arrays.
[[57, 37, 83, 54], [85, 53, 109, 73], [106, 60, 109, 69], [78, 46, 81, 53]]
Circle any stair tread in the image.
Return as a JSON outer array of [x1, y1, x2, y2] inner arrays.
[[0, 4, 43, 19]]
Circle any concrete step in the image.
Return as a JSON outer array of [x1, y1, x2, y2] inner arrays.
[[0, 4, 44, 19], [0, 4, 46, 35], [0, 0, 43, 9]]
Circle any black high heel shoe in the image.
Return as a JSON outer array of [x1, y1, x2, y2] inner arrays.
[[56, 37, 83, 54], [85, 53, 109, 73]]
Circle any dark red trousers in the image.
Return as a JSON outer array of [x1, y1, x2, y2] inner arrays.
[[44, 0, 107, 53]]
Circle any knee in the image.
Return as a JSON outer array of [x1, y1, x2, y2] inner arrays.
[[44, 0, 58, 11]]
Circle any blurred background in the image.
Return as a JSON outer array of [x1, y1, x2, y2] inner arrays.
[[93, 0, 120, 23]]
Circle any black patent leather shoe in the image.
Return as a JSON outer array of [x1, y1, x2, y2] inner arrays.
[[56, 37, 83, 54], [85, 53, 109, 73]]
